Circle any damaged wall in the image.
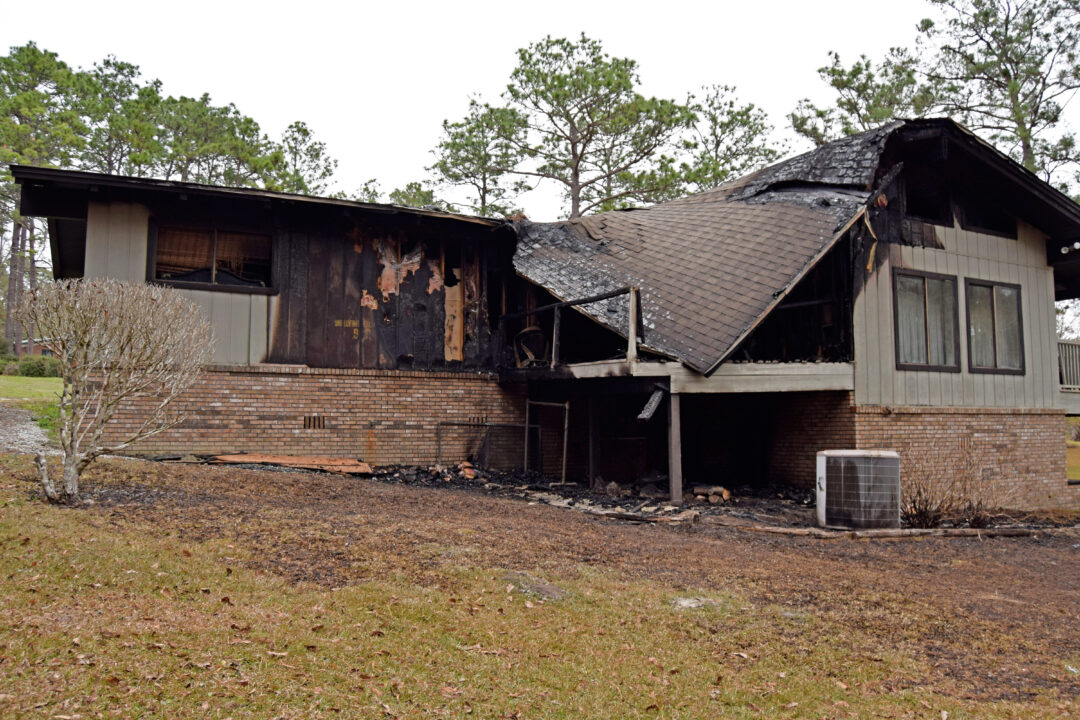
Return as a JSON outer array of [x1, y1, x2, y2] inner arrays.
[[77, 198, 513, 370], [267, 213, 509, 370]]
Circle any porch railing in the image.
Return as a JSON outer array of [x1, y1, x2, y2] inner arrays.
[[1059, 340, 1080, 391]]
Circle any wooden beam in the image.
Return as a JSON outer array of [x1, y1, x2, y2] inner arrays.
[[627, 287, 639, 363], [631, 360, 854, 394], [561, 400, 570, 485], [523, 400, 530, 471], [502, 286, 631, 320], [667, 391, 683, 505], [587, 397, 596, 489], [550, 306, 561, 368]]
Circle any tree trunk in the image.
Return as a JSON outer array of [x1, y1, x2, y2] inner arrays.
[[3, 221, 20, 354], [12, 223, 25, 357], [63, 455, 81, 500], [26, 223, 36, 355], [34, 452, 81, 504], [34, 454, 56, 500]]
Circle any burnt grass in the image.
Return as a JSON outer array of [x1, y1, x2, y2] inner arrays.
[[14, 456, 1080, 702]]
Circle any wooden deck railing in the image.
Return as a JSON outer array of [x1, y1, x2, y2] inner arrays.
[[1059, 340, 1080, 391]]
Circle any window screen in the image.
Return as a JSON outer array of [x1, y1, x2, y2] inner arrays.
[[894, 271, 959, 370]]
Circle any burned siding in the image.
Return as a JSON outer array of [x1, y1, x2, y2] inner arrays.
[[269, 212, 512, 370]]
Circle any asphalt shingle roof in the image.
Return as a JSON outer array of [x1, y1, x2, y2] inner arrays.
[[512, 123, 901, 373]]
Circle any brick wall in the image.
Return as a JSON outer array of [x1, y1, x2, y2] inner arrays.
[[768, 391, 856, 488], [105, 365, 526, 467], [855, 406, 1077, 510], [764, 393, 1075, 510]]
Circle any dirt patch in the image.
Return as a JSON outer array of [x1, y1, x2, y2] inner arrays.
[[11, 457, 1080, 702]]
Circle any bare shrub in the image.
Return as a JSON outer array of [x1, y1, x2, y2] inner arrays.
[[1066, 418, 1080, 442], [16, 279, 212, 503], [901, 448, 958, 528], [901, 436, 1013, 528]]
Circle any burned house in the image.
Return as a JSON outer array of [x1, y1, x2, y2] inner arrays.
[[11, 118, 1080, 509], [12, 166, 527, 466]]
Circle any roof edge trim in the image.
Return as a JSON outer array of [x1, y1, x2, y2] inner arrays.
[[9, 164, 502, 227]]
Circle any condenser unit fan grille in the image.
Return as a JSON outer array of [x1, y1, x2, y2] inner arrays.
[[817, 451, 900, 529]]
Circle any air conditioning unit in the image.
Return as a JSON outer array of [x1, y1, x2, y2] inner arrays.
[[816, 450, 901, 529]]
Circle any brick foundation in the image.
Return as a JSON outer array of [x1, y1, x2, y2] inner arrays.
[[105, 365, 526, 466], [854, 405, 1076, 511], [765, 391, 1076, 510]]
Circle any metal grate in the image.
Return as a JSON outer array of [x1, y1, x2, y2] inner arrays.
[[303, 415, 326, 430], [818, 451, 901, 529]]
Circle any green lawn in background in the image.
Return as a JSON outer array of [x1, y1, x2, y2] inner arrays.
[[0, 375, 61, 400], [1068, 441, 1080, 480], [0, 376, 62, 438]]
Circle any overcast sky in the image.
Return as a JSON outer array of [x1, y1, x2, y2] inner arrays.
[[0, 0, 1035, 219]]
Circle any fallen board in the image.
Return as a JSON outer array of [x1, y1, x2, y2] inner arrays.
[[211, 454, 372, 475]]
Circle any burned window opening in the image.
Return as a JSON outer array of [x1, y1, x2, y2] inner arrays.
[[735, 237, 853, 363], [152, 224, 272, 290], [955, 186, 1017, 239], [903, 163, 952, 227]]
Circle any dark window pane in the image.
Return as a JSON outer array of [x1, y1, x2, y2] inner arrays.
[[926, 277, 956, 367], [896, 275, 927, 365], [216, 231, 271, 286], [156, 228, 213, 282], [968, 284, 995, 368], [994, 286, 1022, 370]]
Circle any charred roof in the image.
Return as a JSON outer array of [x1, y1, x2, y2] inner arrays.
[[513, 118, 1080, 374]]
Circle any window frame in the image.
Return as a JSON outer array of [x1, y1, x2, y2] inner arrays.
[[147, 219, 276, 295], [964, 278, 1025, 376], [891, 268, 961, 373]]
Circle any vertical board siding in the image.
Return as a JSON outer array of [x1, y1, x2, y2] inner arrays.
[[83, 201, 266, 365], [853, 219, 1056, 408]]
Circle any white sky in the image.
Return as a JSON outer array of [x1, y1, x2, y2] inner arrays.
[[0, 0, 1024, 219]]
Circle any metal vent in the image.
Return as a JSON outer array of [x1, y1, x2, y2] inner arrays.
[[303, 415, 326, 430], [816, 450, 900, 529]]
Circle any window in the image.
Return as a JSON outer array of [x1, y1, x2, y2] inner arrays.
[[966, 280, 1024, 374], [893, 269, 960, 371], [152, 224, 272, 292]]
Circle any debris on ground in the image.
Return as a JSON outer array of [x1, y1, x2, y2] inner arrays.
[[141, 453, 1071, 532], [208, 454, 373, 474], [503, 571, 569, 601], [670, 597, 720, 610]]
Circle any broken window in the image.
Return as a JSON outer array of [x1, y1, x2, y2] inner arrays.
[[904, 163, 952, 227], [153, 225, 272, 289], [893, 269, 959, 371], [956, 192, 1017, 239], [966, 280, 1023, 374]]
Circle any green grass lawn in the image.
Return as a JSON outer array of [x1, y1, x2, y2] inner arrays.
[[1068, 441, 1080, 480], [0, 374, 61, 401], [1, 456, 1078, 719]]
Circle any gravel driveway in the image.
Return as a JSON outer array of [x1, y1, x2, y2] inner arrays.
[[0, 402, 55, 455]]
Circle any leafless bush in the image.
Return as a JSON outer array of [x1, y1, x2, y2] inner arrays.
[[901, 450, 957, 528], [1066, 419, 1080, 442], [901, 436, 1011, 528], [17, 279, 212, 503]]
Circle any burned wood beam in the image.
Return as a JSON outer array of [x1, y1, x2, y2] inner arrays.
[[502, 286, 632, 320], [550, 306, 561, 368], [667, 391, 683, 505]]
